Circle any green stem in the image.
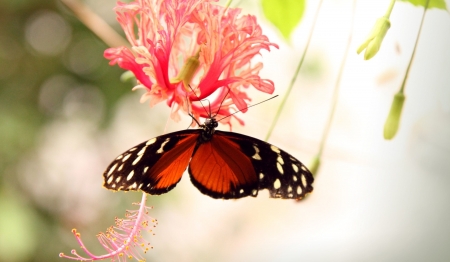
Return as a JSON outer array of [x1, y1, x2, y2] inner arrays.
[[265, 0, 325, 142], [399, 0, 429, 94], [225, 0, 233, 8], [317, 0, 357, 158], [384, 0, 396, 18]]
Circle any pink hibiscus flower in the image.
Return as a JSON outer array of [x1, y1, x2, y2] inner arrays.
[[104, 0, 278, 126]]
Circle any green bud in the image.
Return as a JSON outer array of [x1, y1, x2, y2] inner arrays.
[[120, 70, 136, 83], [308, 155, 321, 177], [383, 92, 406, 140], [357, 17, 391, 60]]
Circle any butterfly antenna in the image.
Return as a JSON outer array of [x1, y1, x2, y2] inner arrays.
[[217, 95, 279, 122], [212, 87, 231, 118], [187, 85, 212, 117]]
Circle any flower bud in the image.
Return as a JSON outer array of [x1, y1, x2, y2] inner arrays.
[[357, 17, 391, 60], [383, 92, 405, 140]]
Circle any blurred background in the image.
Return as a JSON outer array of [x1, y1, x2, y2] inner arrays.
[[1, 0, 450, 261]]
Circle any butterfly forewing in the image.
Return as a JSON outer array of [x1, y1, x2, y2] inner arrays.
[[214, 131, 314, 200], [103, 130, 199, 195]]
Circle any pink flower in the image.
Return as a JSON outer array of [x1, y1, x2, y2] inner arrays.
[[104, 0, 278, 126], [60, 195, 156, 261]]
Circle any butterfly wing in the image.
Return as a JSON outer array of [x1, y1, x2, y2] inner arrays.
[[103, 130, 199, 195], [189, 130, 313, 200], [189, 132, 259, 199]]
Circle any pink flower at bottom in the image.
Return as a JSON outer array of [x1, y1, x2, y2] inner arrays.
[[104, 0, 278, 127], [60, 194, 156, 261]]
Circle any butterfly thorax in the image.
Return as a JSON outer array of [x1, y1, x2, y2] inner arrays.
[[198, 117, 218, 143]]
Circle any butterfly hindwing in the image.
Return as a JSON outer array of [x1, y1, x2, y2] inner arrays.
[[189, 132, 259, 199], [103, 130, 199, 195], [213, 131, 314, 200]]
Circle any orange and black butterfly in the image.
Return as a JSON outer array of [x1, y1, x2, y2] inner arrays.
[[103, 116, 314, 200]]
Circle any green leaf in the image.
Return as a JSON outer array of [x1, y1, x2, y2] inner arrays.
[[398, 0, 448, 11], [261, 0, 305, 40]]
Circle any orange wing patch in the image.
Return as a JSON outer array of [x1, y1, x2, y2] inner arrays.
[[148, 134, 197, 190], [189, 134, 258, 197]]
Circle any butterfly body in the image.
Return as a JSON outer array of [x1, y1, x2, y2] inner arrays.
[[103, 117, 314, 200]]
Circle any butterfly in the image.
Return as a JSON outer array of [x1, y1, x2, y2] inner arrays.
[[103, 117, 314, 200]]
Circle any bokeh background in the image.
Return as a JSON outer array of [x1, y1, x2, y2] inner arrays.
[[1, 0, 450, 261]]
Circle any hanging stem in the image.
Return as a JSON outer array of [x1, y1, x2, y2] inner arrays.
[[265, 0, 324, 141], [398, 0, 430, 94], [317, 0, 357, 158], [61, 0, 129, 48]]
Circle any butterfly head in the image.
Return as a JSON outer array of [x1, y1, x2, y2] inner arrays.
[[199, 117, 218, 142]]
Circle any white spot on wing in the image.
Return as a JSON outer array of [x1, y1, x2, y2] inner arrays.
[[126, 170, 134, 181], [240, 189, 244, 194], [259, 173, 264, 180], [118, 163, 124, 171], [143, 166, 149, 174], [297, 186, 302, 195], [293, 175, 298, 181], [273, 179, 281, 189], [131, 182, 137, 189], [129, 147, 137, 152], [156, 138, 170, 154], [301, 174, 307, 187], [292, 164, 299, 173], [276, 162, 284, 175], [146, 138, 157, 146], [107, 175, 114, 184], [138, 146, 147, 156], [107, 163, 118, 176], [115, 176, 122, 183], [270, 145, 280, 153], [287, 186, 292, 193], [116, 154, 123, 160], [301, 165, 307, 171], [252, 189, 257, 196], [252, 145, 261, 160], [277, 155, 284, 165], [122, 154, 131, 162], [132, 155, 143, 165]]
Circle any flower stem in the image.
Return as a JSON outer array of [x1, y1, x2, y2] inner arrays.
[[61, 0, 129, 48], [317, 0, 357, 158], [384, 0, 396, 18], [398, 0, 430, 94], [265, 0, 325, 141]]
